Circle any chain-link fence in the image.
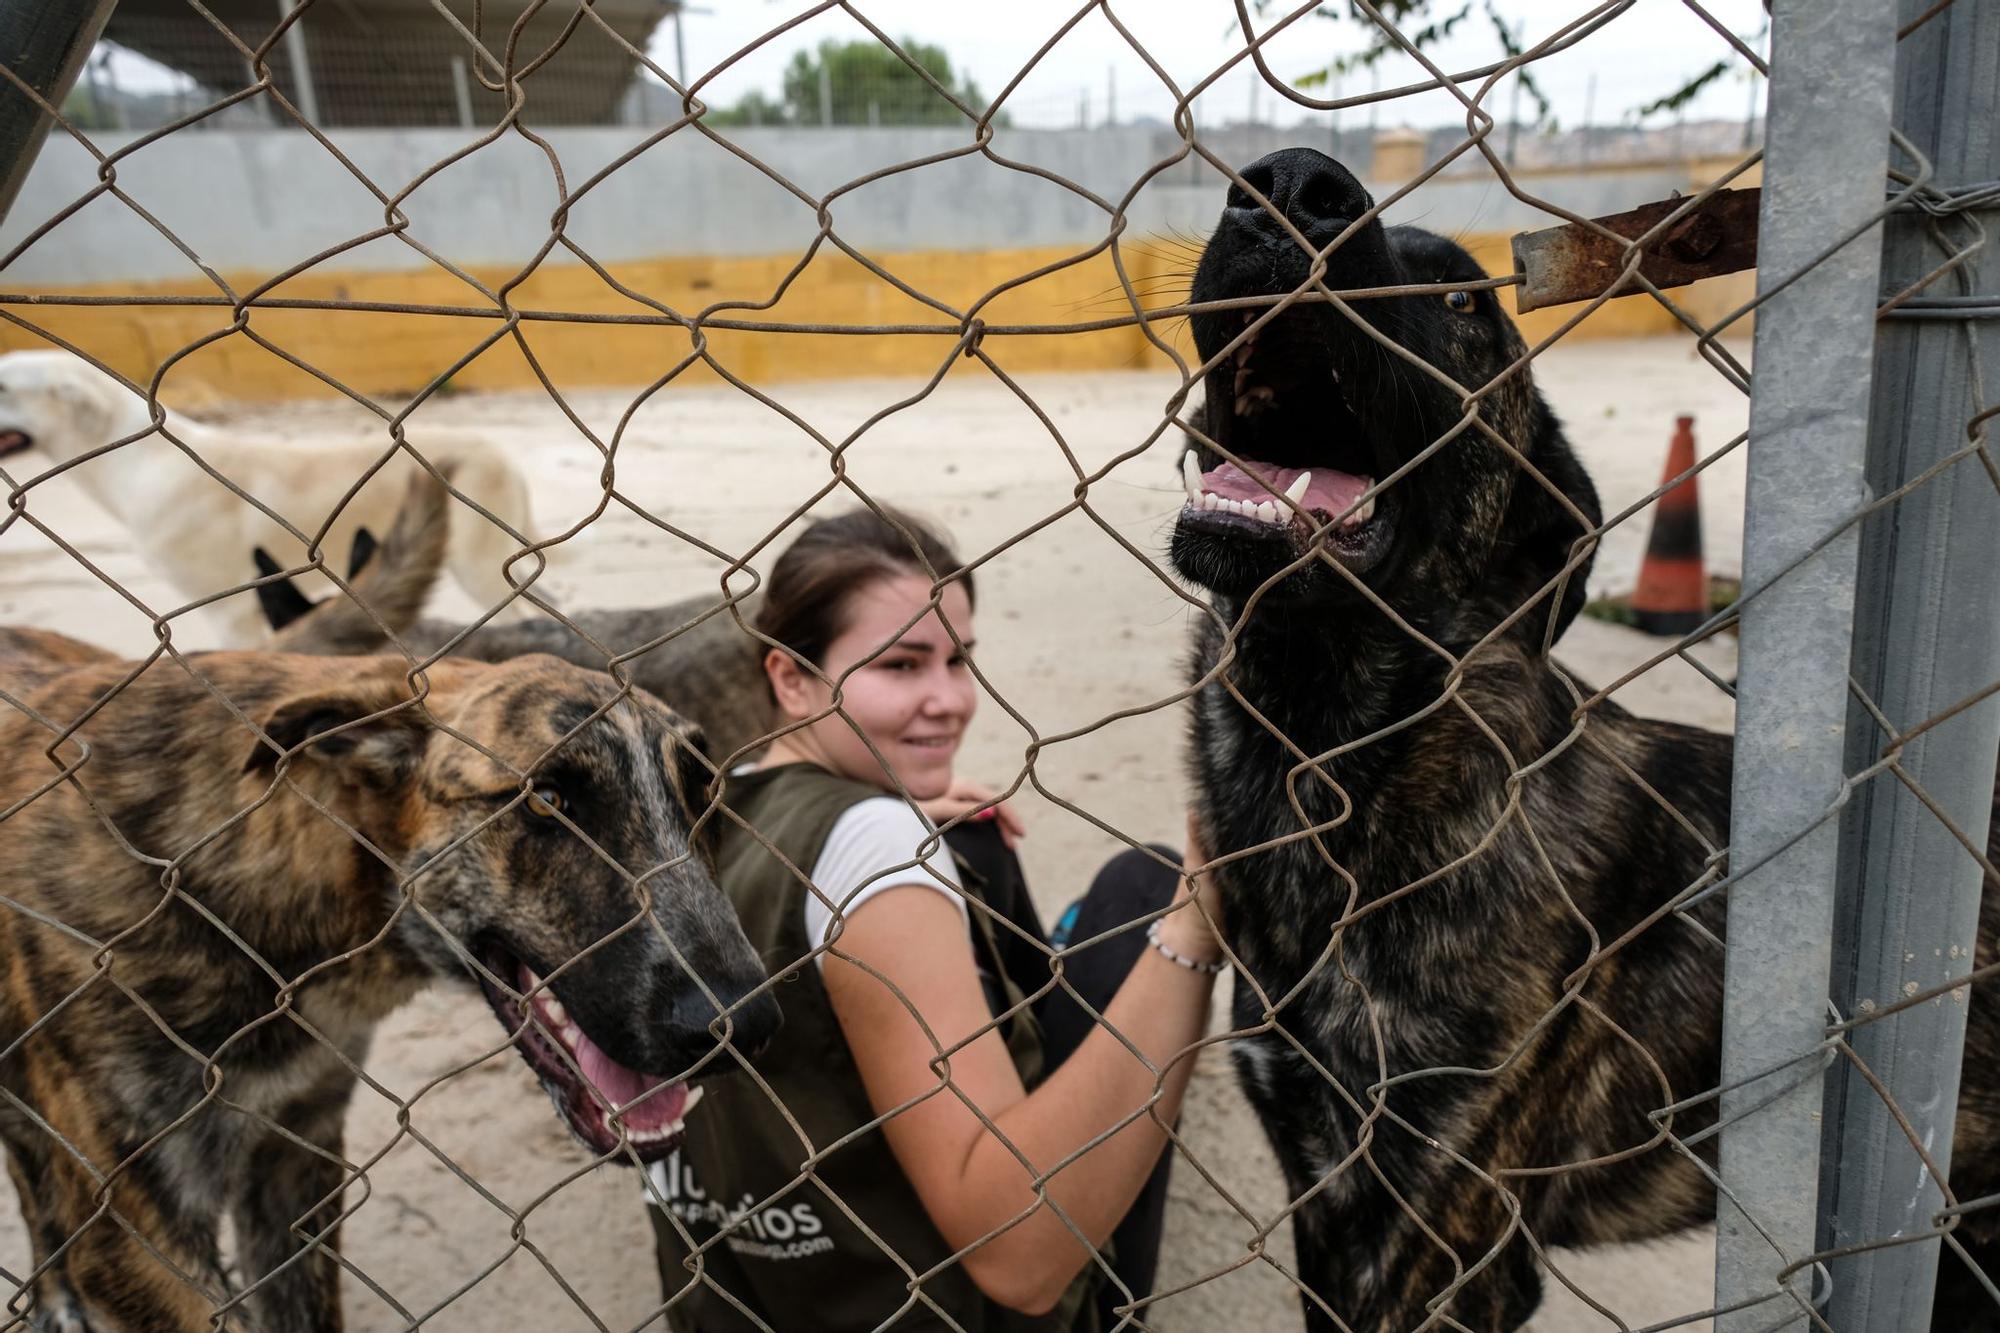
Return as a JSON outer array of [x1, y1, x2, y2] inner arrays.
[[0, 1, 1994, 1330]]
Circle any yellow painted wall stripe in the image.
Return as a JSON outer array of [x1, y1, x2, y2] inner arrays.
[[0, 236, 1754, 403]]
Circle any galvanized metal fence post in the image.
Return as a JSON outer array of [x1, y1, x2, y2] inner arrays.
[[272, 0, 322, 127], [0, 0, 117, 226], [1818, 1, 2000, 1326], [1715, 1, 1897, 1328]]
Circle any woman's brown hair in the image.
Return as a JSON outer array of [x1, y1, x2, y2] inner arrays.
[[754, 506, 974, 684]]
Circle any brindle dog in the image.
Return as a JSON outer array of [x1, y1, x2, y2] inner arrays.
[[0, 595, 777, 1327], [1170, 148, 2000, 1330]]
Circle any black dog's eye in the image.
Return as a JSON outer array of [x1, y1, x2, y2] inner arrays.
[[525, 785, 564, 817], [1445, 289, 1476, 313]]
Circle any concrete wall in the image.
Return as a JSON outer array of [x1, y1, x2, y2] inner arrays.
[[0, 125, 1757, 399]]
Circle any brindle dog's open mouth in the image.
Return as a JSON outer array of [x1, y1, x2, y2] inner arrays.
[[1178, 306, 1396, 578], [473, 936, 697, 1162], [0, 430, 32, 458]]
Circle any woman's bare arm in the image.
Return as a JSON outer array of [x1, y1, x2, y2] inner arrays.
[[821, 830, 1220, 1314]]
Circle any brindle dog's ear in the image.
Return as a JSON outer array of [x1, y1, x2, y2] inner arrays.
[[249, 529, 376, 634], [245, 686, 432, 792], [1499, 398, 1603, 646], [673, 726, 716, 804], [252, 546, 319, 633], [671, 726, 720, 847], [347, 527, 378, 578]]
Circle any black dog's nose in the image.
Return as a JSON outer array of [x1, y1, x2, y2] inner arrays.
[[1226, 148, 1373, 240]]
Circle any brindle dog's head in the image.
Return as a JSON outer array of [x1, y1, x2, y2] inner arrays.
[[1170, 148, 1600, 646], [248, 654, 776, 1163]]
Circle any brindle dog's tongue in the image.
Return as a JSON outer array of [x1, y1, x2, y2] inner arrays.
[[573, 1028, 686, 1131]]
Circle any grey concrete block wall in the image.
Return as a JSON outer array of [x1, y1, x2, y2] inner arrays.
[[1, 123, 1700, 286]]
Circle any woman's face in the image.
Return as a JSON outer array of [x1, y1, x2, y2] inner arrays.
[[770, 573, 977, 799]]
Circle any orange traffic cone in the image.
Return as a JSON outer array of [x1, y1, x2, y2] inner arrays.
[[1630, 415, 1707, 636]]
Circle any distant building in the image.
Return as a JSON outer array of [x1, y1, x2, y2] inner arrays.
[[103, 0, 680, 127]]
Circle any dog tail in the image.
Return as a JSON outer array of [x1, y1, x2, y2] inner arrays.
[[271, 469, 452, 655]]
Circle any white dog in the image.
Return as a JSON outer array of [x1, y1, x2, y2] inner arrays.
[[0, 349, 539, 645]]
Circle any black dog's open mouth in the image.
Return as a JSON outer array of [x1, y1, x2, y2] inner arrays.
[[0, 430, 32, 458], [474, 937, 697, 1163], [1178, 309, 1396, 577]]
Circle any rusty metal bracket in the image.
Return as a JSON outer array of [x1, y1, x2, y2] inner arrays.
[[1511, 187, 1761, 313]]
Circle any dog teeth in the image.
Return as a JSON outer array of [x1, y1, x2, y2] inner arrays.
[[1190, 489, 1291, 526], [1283, 472, 1311, 507], [519, 965, 567, 1025], [1340, 496, 1376, 529], [625, 1118, 686, 1145], [1182, 451, 1202, 500], [611, 1084, 701, 1146]]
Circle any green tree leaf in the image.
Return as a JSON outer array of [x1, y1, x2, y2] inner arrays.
[[707, 37, 1000, 127]]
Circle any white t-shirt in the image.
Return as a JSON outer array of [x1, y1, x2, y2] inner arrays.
[[801, 797, 968, 967], [645, 791, 972, 1207]]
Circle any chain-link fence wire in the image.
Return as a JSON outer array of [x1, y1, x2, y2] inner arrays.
[[0, 0, 1993, 1329], [66, 8, 1766, 164]]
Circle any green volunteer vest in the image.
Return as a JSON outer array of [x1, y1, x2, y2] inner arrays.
[[650, 763, 1098, 1333]]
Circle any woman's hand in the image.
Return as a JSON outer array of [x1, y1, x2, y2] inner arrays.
[[917, 776, 1026, 849], [1156, 808, 1226, 966]]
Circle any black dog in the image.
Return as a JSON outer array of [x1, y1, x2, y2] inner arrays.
[[1170, 148, 2000, 1330]]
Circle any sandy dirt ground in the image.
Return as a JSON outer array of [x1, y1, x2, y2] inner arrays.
[[0, 336, 1748, 1330]]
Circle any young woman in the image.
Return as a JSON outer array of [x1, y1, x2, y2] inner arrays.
[[648, 507, 1225, 1332]]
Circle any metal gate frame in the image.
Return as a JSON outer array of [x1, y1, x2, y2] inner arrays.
[[1719, 1, 2000, 1329]]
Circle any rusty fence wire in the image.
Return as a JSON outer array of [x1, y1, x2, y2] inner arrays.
[[0, 0, 1994, 1330]]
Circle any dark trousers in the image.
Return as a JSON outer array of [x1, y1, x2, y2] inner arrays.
[[944, 825, 1182, 1330]]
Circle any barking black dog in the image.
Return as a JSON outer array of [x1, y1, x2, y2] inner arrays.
[[1170, 148, 2000, 1331]]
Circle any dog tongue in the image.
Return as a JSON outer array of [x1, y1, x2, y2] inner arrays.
[[572, 1024, 687, 1132], [1200, 461, 1371, 516]]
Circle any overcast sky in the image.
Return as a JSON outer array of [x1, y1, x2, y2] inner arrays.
[[94, 1, 1769, 138], [649, 0, 1769, 132]]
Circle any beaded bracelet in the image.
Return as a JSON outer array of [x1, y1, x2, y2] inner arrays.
[[1145, 918, 1227, 975]]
